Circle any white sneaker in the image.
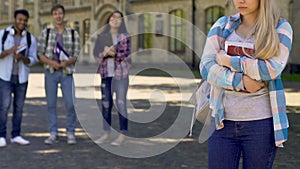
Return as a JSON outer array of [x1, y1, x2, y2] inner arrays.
[[110, 134, 125, 146], [67, 133, 76, 145], [0, 137, 7, 147], [95, 134, 110, 144], [44, 134, 59, 145], [10, 136, 30, 145]]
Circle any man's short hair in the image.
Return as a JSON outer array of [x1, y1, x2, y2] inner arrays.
[[51, 4, 65, 14], [14, 9, 29, 18]]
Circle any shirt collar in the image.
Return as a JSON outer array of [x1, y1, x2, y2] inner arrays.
[[51, 26, 71, 33], [229, 13, 242, 22]]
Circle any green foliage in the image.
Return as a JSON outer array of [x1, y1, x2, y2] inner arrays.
[[282, 74, 300, 82]]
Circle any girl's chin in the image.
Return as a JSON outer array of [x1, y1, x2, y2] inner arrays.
[[111, 25, 120, 29]]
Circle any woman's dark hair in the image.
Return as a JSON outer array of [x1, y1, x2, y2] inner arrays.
[[94, 11, 129, 58], [101, 11, 128, 34], [14, 9, 29, 18], [51, 4, 65, 14]]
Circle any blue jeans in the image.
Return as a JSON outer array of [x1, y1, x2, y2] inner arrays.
[[0, 75, 28, 138], [208, 118, 277, 169], [45, 70, 76, 135], [101, 77, 128, 133]]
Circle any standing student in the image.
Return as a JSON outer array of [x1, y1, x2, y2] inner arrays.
[[93, 11, 131, 146], [0, 9, 37, 147], [37, 4, 80, 145], [199, 0, 293, 168]]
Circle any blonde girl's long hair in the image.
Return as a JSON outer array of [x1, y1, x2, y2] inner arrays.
[[253, 0, 280, 60]]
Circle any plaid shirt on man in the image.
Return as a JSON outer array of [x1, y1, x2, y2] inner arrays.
[[97, 33, 131, 80], [200, 13, 293, 147], [37, 26, 80, 74]]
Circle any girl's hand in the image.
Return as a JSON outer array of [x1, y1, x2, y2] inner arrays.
[[243, 75, 265, 93], [103, 46, 110, 56], [110, 45, 116, 52], [107, 45, 116, 57]]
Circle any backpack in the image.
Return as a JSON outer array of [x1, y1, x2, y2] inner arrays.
[[189, 79, 211, 137], [44, 28, 75, 54], [1, 30, 31, 52]]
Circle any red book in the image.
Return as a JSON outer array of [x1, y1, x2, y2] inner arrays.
[[225, 41, 255, 93], [225, 41, 255, 57]]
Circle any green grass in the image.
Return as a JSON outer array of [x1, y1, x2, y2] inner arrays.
[[282, 74, 300, 82]]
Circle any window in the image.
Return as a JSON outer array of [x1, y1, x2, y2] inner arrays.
[[169, 9, 186, 53], [74, 21, 80, 33], [205, 6, 224, 34], [1, 0, 9, 14], [15, 0, 23, 8], [68, 21, 80, 33], [138, 14, 153, 50]]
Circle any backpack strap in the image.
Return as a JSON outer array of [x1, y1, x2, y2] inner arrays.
[[43, 28, 75, 55], [1, 30, 9, 51], [26, 31, 31, 54], [44, 28, 51, 52], [71, 29, 75, 56], [71, 29, 75, 42]]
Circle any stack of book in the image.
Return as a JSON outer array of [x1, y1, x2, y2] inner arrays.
[[225, 41, 254, 57], [225, 41, 255, 93]]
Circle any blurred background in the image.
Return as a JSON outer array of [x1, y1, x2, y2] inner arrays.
[[0, 0, 298, 73]]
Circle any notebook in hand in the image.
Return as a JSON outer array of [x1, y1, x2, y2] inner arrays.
[[225, 41, 255, 57], [55, 42, 69, 61], [16, 44, 27, 55]]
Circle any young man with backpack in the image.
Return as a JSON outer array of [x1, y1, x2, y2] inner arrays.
[[0, 9, 38, 147], [37, 4, 80, 145]]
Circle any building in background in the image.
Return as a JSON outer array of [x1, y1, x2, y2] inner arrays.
[[0, 0, 298, 72]]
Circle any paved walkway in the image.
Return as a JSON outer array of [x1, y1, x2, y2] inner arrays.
[[0, 65, 299, 169]]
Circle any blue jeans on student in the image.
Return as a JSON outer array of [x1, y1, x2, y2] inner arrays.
[[45, 70, 76, 136], [101, 77, 129, 133], [0, 75, 28, 138], [208, 117, 277, 169]]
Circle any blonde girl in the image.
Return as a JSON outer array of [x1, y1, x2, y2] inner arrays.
[[200, 0, 293, 168]]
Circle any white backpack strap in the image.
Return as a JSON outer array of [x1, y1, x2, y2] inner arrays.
[[189, 106, 197, 137]]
